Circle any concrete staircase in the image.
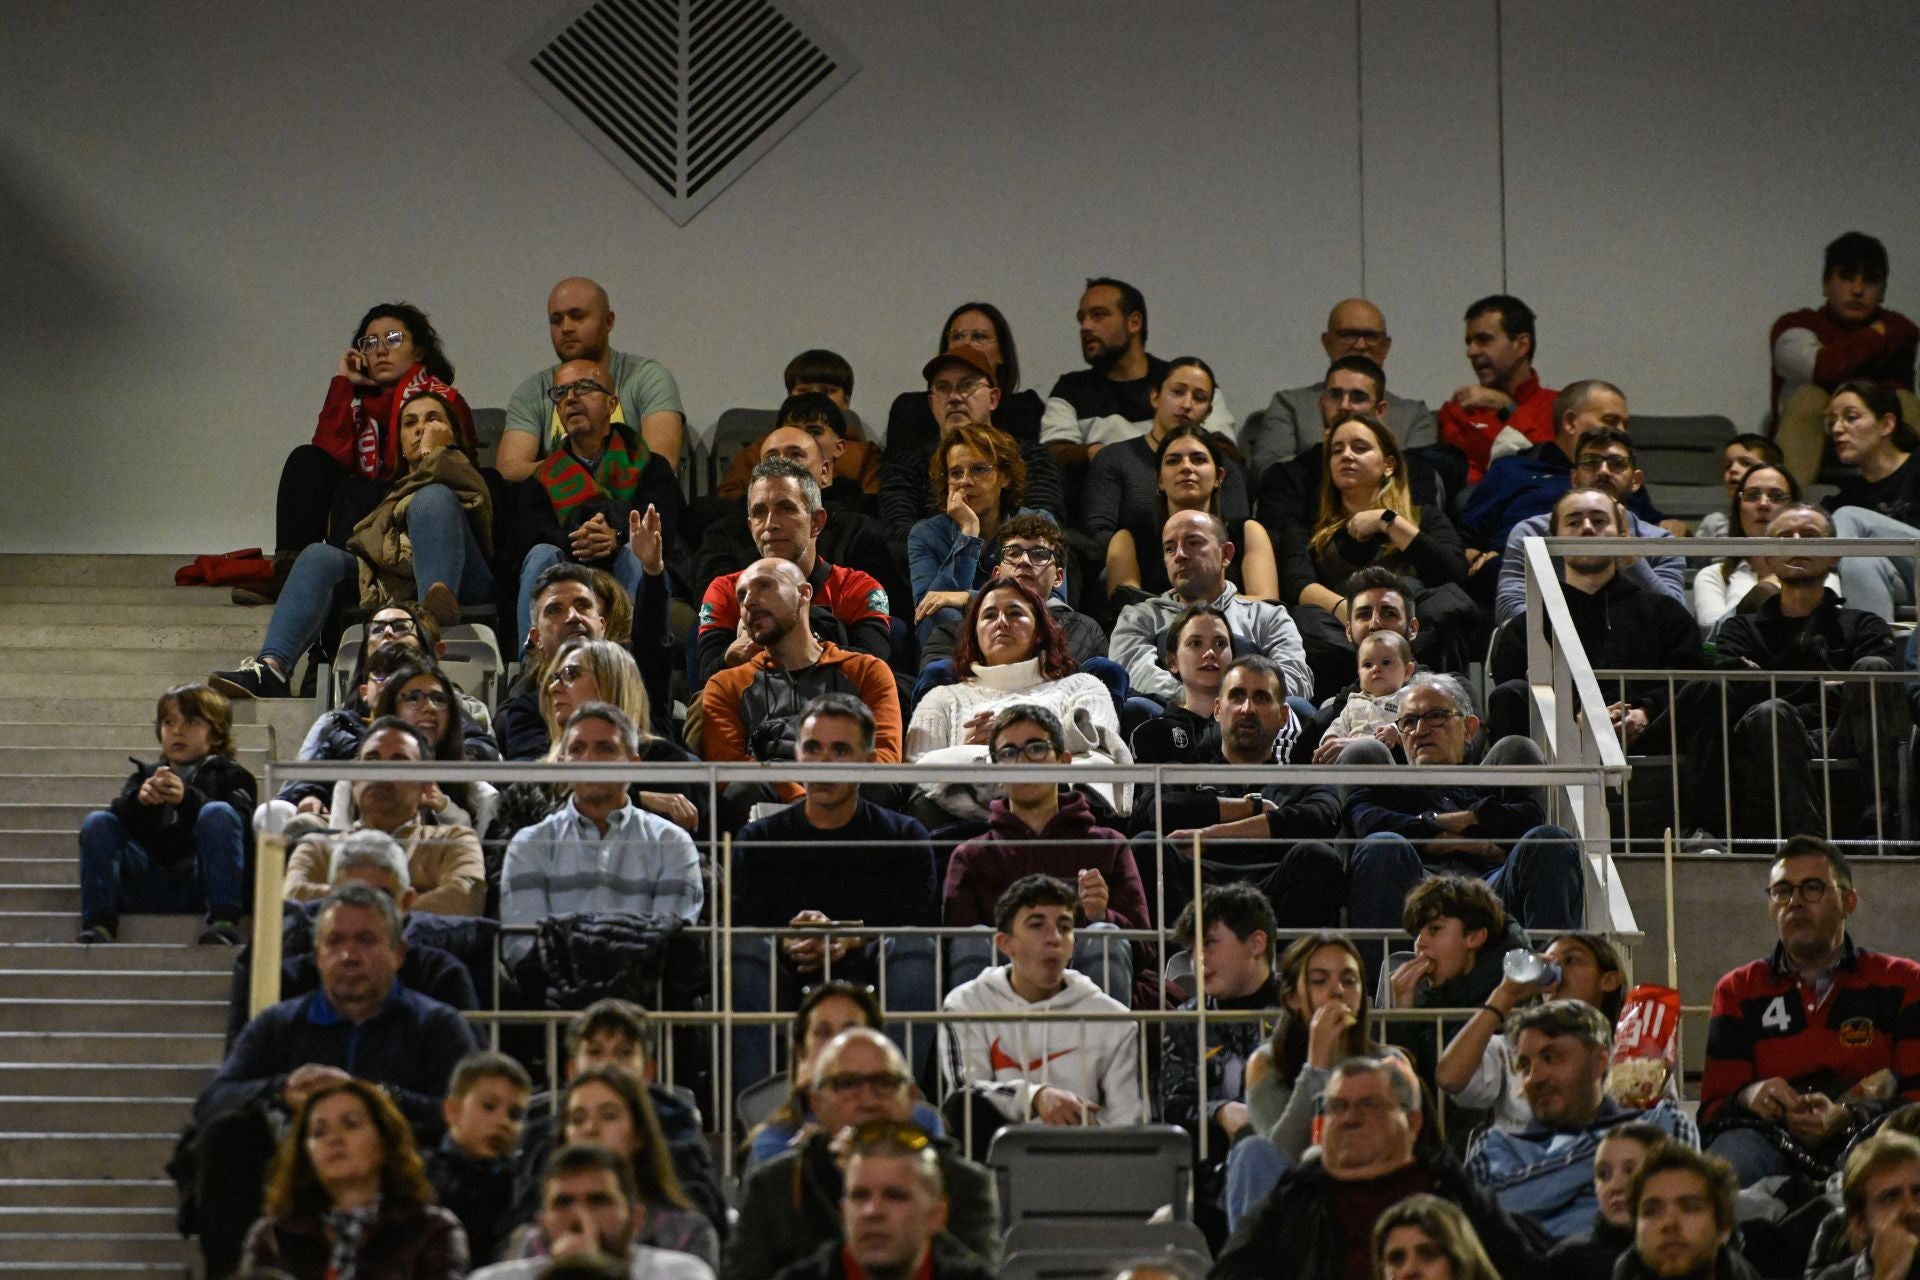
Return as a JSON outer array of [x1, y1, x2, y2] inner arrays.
[[0, 555, 277, 1279]]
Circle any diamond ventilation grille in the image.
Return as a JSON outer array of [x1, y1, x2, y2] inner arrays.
[[514, 0, 858, 225]]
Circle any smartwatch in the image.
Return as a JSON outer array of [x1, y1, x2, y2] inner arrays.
[[1379, 510, 1398, 528]]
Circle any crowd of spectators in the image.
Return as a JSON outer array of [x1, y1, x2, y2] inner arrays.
[[66, 236, 1920, 1279]]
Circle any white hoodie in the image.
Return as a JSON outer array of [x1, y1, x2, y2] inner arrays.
[[939, 964, 1144, 1125]]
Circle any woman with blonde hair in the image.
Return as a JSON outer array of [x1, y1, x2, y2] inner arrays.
[[242, 1077, 466, 1279]]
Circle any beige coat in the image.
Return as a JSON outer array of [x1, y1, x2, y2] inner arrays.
[[346, 446, 493, 607], [285, 819, 485, 916]]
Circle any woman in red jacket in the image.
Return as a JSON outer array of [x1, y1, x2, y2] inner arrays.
[[248, 302, 477, 602]]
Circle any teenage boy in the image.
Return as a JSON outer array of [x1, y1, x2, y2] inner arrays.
[[430, 1050, 533, 1267], [939, 875, 1144, 1151], [1385, 875, 1531, 1078], [1621, 1144, 1758, 1280], [1161, 884, 1280, 1240]]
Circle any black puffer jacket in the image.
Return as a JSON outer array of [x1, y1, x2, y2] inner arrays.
[[108, 755, 257, 865], [516, 911, 686, 1009]]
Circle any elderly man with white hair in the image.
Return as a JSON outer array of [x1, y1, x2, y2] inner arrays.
[[727, 1028, 999, 1280], [221, 828, 478, 1046]]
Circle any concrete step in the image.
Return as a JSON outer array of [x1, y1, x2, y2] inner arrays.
[[0, 1095, 197, 1135], [0, 1178, 179, 1209], [0, 746, 269, 775], [0, 914, 214, 944], [0, 1231, 196, 1264], [0, 699, 203, 725], [0, 805, 105, 834], [0, 831, 81, 858], [0, 1134, 178, 1179], [0, 1267, 194, 1279], [0, 943, 236, 973], [0, 970, 230, 1001], [0, 1204, 180, 1233], [0, 602, 255, 627], [0, 724, 270, 751], [0, 775, 141, 804], [0, 999, 227, 1035], [0, 884, 80, 912], [0, 673, 261, 700], [0, 649, 250, 677], [0, 1065, 216, 1097], [0, 582, 232, 606], [0, 1098, 195, 1134], [0, 555, 202, 588], [0, 1033, 223, 1067], [3, 858, 79, 884]]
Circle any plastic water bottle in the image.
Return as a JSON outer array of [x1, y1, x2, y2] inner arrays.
[[1503, 948, 1561, 988]]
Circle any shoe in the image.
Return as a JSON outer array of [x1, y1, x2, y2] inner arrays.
[[424, 582, 463, 630], [76, 923, 115, 944], [197, 918, 241, 946], [210, 657, 291, 700], [230, 554, 292, 606]]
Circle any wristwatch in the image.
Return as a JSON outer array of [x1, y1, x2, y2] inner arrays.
[[1379, 510, 1398, 527], [1420, 810, 1439, 829]]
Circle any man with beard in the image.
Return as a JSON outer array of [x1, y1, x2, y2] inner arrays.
[[1484, 486, 1702, 744], [498, 563, 617, 759], [500, 276, 686, 478], [1618, 1145, 1759, 1280], [700, 557, 901, 825], [1487, 420, 1687, 623], [1435, 294, 1557, 485], [1467, 1000, 1696, 1239], [1040, 277, 1234, 457]]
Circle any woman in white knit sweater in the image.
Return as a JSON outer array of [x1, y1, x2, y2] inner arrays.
[[906, 578, 1126, 817]]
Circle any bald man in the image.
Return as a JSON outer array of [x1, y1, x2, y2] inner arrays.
[[1242, 298, 1438, 479], [698, 555, 902, 812], [501, 276, 687, 478]]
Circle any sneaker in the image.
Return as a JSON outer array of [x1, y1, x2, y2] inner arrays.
[[210, 657, 291, 700], [75, 923, 115, 944], [424, 582, 462, 630], [197, 918, 241, 946]]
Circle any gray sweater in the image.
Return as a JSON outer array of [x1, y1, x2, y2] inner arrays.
[[1108, 582, 1310, 705]]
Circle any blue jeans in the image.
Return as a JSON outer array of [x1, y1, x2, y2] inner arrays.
[[1706, 1126, 1798, 1187], [517, 543, 644, 657], [728, 934, 938, 1092], [1831, 506, 1919, 622], [262, 483, 492, 666], [1346, 825, 1584, 931], [1225, 1135, 1293, 1232], [77, 802, 244, 927]]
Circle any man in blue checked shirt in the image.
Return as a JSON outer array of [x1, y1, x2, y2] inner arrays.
[[501, 702, 703, 968]]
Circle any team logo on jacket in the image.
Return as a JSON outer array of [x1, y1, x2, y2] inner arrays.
[[1839, 1017, 1876, 1049], [866, 588, 889, 615], [989, 1038, 1074, 1073]]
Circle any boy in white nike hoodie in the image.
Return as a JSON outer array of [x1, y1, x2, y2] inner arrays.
[[940, 874, 1144, 1149]]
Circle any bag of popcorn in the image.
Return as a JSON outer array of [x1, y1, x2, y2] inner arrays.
[[1606, 983, 1681, 1108]]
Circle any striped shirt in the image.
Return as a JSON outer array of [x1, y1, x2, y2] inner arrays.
[[501, 798, 704, 966]]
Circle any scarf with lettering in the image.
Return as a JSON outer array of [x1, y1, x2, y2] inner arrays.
[[533, 421, 650, 521], [353, 367, 473, 480]]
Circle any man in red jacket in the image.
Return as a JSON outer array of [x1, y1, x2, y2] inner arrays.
[[1770, 231, 1920, 486], [1435, 294, 1557, 485]]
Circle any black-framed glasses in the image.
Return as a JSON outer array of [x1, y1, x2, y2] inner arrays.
[[396, 689, 451, 709], [1395, 708, 1461, 736], [1768, 877, 1837, 905], [818, 1072, 913, 1096], [946, 462, 997, 483], [1575, 453, 1635, 473], [1741, 487, 1793, 505], [548, 379, 610, 404], [355, 329, 408, 354], [546, 663, 588, 686], [993, 739, 1056, 763], [999, 544, 1057, 567], [931, 377, 988, 399], [368, 618, 417, 637]]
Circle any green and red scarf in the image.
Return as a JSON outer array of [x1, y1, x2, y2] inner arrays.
[[533, 422, 650, 519]]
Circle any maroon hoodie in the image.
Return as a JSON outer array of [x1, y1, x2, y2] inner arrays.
[[943, 791, 1150, 930]]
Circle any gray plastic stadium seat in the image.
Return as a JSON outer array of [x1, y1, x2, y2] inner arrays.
[[1003, 1220, 1211, 1261], [998, 1248, 1210, 1280], [705, 408, 778, 495], [1629, 413, 1736, 522], [987, 1124, 1193, 1230]]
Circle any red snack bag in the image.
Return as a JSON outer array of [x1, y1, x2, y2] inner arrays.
[[1606, 983, 1681, 1108]]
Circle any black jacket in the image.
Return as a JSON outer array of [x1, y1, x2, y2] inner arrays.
[[424, 1137, 514, 1267], [1612, 1244, 1763, 1280], [1709, 588, 1901, 716], [500, 422, 688, 584], [697, 493, 907, 620], [1132, 748, 1339, 844], [1161, 979, 1279, 1156], [516, 911, 689, 1010], [1212, 1150, 1548, 1280], [1490, 571, 1703, 718], [108, 755, 256, 867], [771, 1239, 998, 1280], [1545, 1211, 1633, 1280]]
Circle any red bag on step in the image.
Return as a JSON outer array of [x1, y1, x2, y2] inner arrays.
[[175, 548, 274, 587]]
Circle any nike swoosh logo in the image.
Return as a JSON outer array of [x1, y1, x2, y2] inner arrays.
[[989, 1037, 1076, 1073]]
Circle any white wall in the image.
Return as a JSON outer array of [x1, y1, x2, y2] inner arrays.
[[0, 0, 1915, 554]]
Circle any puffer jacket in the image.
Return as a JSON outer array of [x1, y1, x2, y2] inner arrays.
[[108, 755, 257, 866]]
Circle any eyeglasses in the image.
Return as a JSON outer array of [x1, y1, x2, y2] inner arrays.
[[546, 663, 588, 685], [946, 462, 997, 483], [1395, 708, 1461, 736], [999, 544, 1057, 567], [946, 329, 996, 347], [1332, 327, 1387, 345], [931, 377, 989, 399], [355, 329, 408, 354], [1323, 1095, 1396, 1118], [548, 379, 610, 404], [1575, 454, 1635, 473], [817, 1071, 913, 1096], [368, 618, 417, 636], [396, 689, 451, 709], [1768, 877, 1838, 905], [1741, 487, 1793, 505], [993, 739, 1056, 763]]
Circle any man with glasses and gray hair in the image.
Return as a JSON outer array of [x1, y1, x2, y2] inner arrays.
[[1213, 1055, 1548, 1279], [1338, 671, 1585, 934], [1698, 835, 1920, 1187], [730, 1028, 999, 1280]]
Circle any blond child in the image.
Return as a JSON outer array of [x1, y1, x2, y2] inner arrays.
[[1326, 631, 1415, 743]]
